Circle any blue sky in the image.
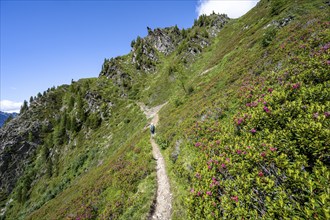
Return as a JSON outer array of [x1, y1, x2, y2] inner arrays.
[[1, 0, 258, 112]]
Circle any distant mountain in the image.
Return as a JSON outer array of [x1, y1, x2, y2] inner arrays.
[[0, 111, 18, 127]]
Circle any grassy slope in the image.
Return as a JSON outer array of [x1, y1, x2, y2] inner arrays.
[[4, 77, 156, 219], [27, 130, 155, 220], [154, 0, 329, 219], [3, 0, 329, 219]]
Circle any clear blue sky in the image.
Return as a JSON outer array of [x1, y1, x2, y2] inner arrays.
[[0, 0, 258, 112]]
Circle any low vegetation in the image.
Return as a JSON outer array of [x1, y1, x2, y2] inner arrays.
[[1, 0, 329, 219]]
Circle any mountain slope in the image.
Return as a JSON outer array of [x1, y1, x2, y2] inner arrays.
[[1, 0, 329, 219], [155, 0, 330, 219], [1, 79, 155, 219]]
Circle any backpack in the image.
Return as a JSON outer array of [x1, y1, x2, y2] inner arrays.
[[150, 124, 155, 133]]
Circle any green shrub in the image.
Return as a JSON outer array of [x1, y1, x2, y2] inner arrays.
[[156, 136, 169, 150], [187, 86, 194, 95], [262, 28, 277, 47], [87, 113, 102, 129], [185, 18, 330, 219]]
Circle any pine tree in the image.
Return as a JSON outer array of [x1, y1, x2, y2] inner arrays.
[[20, 100, 28, 114], [70, 116, 79, 132], [131, 39, 136, 48], [76, 96, 86, 122], [87, 113, 101, 129], [68, 96, 74, 112], [54, 112, 67, 145]]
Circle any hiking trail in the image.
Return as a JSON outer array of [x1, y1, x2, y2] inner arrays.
[[138, 102, 172, 220]]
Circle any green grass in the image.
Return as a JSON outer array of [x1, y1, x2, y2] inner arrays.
[[25, 130, 155, 220], [3, 77, 156, 219], [2, 0, 329, 219]]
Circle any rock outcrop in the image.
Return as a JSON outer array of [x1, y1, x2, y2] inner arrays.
[[146, 26, 183, 55], [0, 113, 46, 199], [131, 37, 159, 72], [100, 13, 230, 82]]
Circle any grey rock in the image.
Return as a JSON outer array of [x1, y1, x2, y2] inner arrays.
[[0, 112, 45, 199], [265, 16, 294, 29]]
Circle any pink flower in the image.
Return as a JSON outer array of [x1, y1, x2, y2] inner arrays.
[[243, 151, 247, 155], [263, 106, 270, 113], [211, 177, 220, 186], [190, 188, 195, 193], [246, 102, 258, 107], [206, 191, 212, 196], [247, 146, 251, 149], [292, 83, 300, 90], [195, 142, 201, 147], [325, 112, 330, 118], [270, 147, 277, 152], [322, 43, 330, 51], [258, 171, 264, 177], [197, 191, 202, 196], [251, 102, 258, 107], [216, 140, 221, 145], [236, 149, 242, 155], [250, 128, 257, 134], [226, 158, 230, 162], [327, 60, 330, 65], [195, 173, 201, 179], [208, 165, 212, 170], [231, 196, 239, 202], [236, 118, 244, 125], [268, 88, 273, 93], [260, 152, 266, 157], [221, 163, 226, 169]]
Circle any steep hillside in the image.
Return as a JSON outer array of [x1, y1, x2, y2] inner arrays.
[[155, 0, 330, 219], [0, 0, 329, 219], [0, 79, 155, 219]]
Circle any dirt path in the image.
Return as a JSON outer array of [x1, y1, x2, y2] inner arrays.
[[138, 102, 172, 220]]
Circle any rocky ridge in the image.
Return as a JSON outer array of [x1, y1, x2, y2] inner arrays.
[[100, 13, 229, 81]]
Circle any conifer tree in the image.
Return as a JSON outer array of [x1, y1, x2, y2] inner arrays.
[[20, 100, 28, 114]]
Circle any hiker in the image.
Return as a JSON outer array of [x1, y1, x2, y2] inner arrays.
[[150, 123, 155, 135]]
